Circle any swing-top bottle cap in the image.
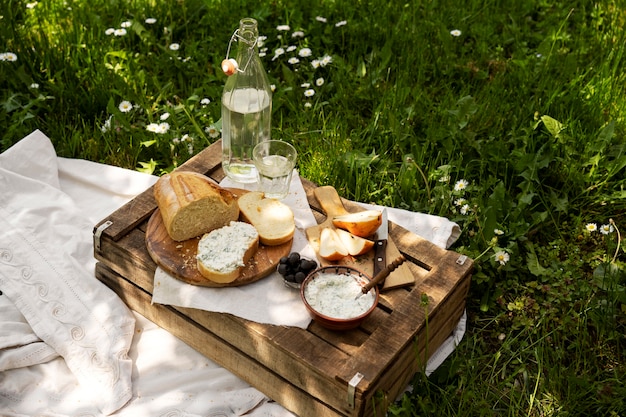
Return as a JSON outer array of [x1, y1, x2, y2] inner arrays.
[[221, 58, 238, 76]]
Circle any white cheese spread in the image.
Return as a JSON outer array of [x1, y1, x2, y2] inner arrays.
[[303, 273, 376, 319], [196, 221, 258, 273]]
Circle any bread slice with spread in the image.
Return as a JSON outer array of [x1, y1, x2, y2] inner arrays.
[[196, 221, 259, 284]]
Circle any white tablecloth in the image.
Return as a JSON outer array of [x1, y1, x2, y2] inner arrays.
[[0, 130, 465, 416]]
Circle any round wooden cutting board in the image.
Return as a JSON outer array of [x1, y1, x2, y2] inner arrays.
[[145, 189, 292, 287]]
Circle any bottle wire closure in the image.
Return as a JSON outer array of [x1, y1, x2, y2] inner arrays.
[[221, 28, 259, 76]]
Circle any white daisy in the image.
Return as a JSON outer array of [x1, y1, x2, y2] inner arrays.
[[118, 100, 133, 113], [494, 251, 510, 265], [585, 223, 598, 233], [205, 125, 220, 138], [600, 224, 614, 235], [298, 48, 312, 58], [454, 179, 469, 191]]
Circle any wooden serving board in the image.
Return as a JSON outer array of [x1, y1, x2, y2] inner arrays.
[[145, 189, 292, 287], [305, 186, 414, 290]]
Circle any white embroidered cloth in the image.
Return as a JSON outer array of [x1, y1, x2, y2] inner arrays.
[[0, 130, 295, 417]]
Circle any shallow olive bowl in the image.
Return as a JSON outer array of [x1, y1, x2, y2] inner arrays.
[[300, 265, 380, 331]]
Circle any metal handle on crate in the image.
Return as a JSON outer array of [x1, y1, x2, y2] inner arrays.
[[94, 220, 113, 252], [347, 372, 364, 409]]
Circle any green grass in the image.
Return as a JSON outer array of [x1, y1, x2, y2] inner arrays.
[[2, 0, 625, 415]]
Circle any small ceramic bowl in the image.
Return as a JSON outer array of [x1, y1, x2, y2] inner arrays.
[[300, 265, 380, 331]]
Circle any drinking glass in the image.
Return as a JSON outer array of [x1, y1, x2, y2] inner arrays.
[[252, 140, 297, 199]]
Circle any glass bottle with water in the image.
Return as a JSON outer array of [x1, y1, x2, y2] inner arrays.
[[221, 18, 272, 183]]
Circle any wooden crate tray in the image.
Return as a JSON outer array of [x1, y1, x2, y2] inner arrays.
[[93, 140, 473, 417]]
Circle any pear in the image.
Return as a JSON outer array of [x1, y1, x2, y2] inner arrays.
[[332, 210, 382, 238], [335, 228, 374, 256], [318, 228, 349, 261]]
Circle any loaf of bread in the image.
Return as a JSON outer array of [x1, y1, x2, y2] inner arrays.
[[237, 191, 295, 246], [153, 171, 239, 242], [196, 221, 259, 283]]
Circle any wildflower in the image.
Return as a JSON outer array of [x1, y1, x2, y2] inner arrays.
[[29, 83, 39, 89], [304, 89, 315, 97], [26, 2, 37, 9], [288, 57, 300, 65], [498, 333, 506, 341], [121, 21, 132, 28], [0, 52, 18, 62], [188, 143, 194, 155], [145, 18, 157, 24], [438, 175, 450, 183], [105, 28, 115, 35], [585, 223, 597, 233], [311, 59, 321, 69], [316, 16, 327, 23], [272, 47, 285, 60], [160, 113, 170, 121], [315, 77, 324, 87], [450, 29, 462, 37], [169, 43, 180, 51], [298, 48, 312, 58], [335, 20, 348, 27], [118, 101, 133, 113], [270, 84, 276, 92], [146, 123, 159, 133], [460, 204, 470, 215], [301, 83, 311, 88], [454, 198, 467, 206], [494, 229, 504, 236], [454, 179, 469, 191], [201, 98, 211, 105], [114, 28, 127, 36], [101, 115, 113, 133], [600, 224, 614, 235], [276, 25, 290, 31], [320, 54, 333, 67], [259, 51, 267, 58], [156, 122, 170, 133], [172, 137, 180, 144], [205, 125, 220, 138], [181, 134, 191, 142], [292, 31, 305, 38], [494, 251, 510, 265], [304, 102, 312, 108]]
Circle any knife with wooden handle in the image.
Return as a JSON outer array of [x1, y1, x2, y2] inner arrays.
[[373, 208, 388, 287]]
